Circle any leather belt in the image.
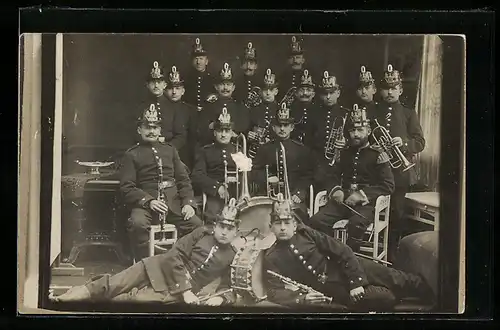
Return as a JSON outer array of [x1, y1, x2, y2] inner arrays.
[[159, 180, 176, 189]]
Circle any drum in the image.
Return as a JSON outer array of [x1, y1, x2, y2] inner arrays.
[[236, 196, 275, 237]]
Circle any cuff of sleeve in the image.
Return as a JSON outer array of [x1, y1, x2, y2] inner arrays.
[[348, 276, 368, 290], [182, 198, 198, 209], [295, 292, 306, 304], [168, 280, 192, 295], [139, 196, 154, 208], [328, 185, 342, 197], [358, 190, 369, 206]]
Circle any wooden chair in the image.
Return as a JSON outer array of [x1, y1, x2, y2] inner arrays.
[[148, 223, 178, 257], [312, 190, 391, 263]]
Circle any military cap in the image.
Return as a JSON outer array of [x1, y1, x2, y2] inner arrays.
[[215, 62, 234, 84], [191, 37, 208, 57], [215, 198, 241, 226], [138, 103, 162, 126], [147, 61, 165, 82], [345, 104, 370, 130], [318, 71, 340, 93], [272, 102, 295, 125], [358, 65, 376, 88], [289, 36, 304, 56], [299, 69, 315, 88], [270, 193, 294, 221], [167, 66, 184, 88], [242, 42, 257, 63], [210, 107, 234, 131], [380, 64, 403, 89], [261, 68, 278, 89]]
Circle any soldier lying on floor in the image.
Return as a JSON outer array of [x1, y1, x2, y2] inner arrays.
[[52, 199, 244, 306], [263, 193, 435, 311]]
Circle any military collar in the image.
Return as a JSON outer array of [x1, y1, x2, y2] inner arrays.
[[214, 142, 234, 150], [348, 141, 370, 152]]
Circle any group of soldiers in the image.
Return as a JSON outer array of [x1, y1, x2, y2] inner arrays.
[[53, 36, 429, 310]]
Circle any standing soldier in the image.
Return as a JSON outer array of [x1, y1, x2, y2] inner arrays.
[[304, 105, 395, 253], [197, 63, 250, 146], [310, 71, 350, 191], [252, 103, 314, 219], [246, 68, 280, 158], [142, 61, 183, 147], [234, 42, 261, 104], [289, 69, 318, 144], [120, 104, 203, 261], [278, 36, 311, 100], [183, 37, 216, 113], [164, 65, 198, 170], [373, 64, 425, 260], [356, 65, 379, 121], [192, 108, 251, 226]]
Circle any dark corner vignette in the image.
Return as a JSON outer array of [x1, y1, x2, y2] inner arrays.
[[39, 33, 56, 309]]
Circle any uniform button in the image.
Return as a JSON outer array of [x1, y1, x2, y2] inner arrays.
[[293, 249, 299, 254], [176, 283, 180, 287], [200, 265, 204, 268], [307, 265, 312, 270], [359, 277, 363, 281], [299, 255, 304, 260], [313, 270, 316, 274], [290, 244, 295, 248], [303, 260, 306, 264]]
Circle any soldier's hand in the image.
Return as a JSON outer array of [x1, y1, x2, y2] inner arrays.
[[329, 190, 344, 203], [349, 286, 365, 303], [247, 131, 259, 141], [182, 290, 199, 305], [181, 205, 196, 220], [304, 292, 329, 304], [344, 192, 363, 207], [204, 296, 224, 306], [391, 136, 403, 147], [218, 185, 229, 200], [333, 137, 346, 149], [291, 194, 302, 204], [149, 200, 169, 214]]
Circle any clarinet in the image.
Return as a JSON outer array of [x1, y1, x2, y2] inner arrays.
[[156, 157, 168, 232], [267, 270, 333, 303]]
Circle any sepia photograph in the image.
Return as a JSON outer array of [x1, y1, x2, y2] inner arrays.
[[18, 32, 464, 314]]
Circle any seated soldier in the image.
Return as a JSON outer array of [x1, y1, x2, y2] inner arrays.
[[120, 104, 202, 261], [191, 108, 252, 226], [52, 199, 243, 307], [263, 194, 435, 311], [304, 104, 395, 253], [252, 102, 314, 220]]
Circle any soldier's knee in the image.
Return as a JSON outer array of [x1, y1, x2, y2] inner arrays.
[[129, 208, 152, 231]]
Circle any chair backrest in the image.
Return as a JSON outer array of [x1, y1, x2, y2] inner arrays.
[[313, 190, 328, 215], [374, 195, 391, 221]]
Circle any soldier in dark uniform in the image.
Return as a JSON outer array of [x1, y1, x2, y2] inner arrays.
[[356, 65, 379, 121], [246, 68, 280, 157], [233, 42, 261, 104], [310, 71, 350, 191], [373, 64, 426, 259], [52, 199, 244, 307], [304, 105, 395, 253], [289, 69, 319, 144], [141, 61, 186, 149], [263, 194, 435, 310], [278, 36, 312, 100], [164, 65, 198, 170], [192, 108, 252, 225], [252, 103, 314, 218], [120, 104, 203, 261], [197, 62, 250, 146], [183, 37, 216, 113]]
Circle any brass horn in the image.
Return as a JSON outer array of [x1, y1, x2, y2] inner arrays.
[[324, 113, 348, 166], [224, 133, 251, 203], [266, 142, 292, 200], [278, 87, 297, 109], [371, 119, 416, 172]]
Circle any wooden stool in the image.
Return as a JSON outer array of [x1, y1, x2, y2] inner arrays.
[[148, 224, 178, 257]]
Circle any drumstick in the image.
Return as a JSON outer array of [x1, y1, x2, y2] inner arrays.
[[340, 202, 368, 220]]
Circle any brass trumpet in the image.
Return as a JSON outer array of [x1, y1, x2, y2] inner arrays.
[[279, 87, 298, 108], [371, 119, 416, 172], [224, 133, 251, 203], [324, 113, 348, 166], [244, 86, 263, 108]]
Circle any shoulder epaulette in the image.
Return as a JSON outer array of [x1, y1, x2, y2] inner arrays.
[[202, 143, 215, 149], [125, 143, 140, 153]]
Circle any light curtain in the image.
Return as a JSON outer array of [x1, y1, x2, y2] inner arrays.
[[415, 35, 443, 191], [18, 33, 42, 310]]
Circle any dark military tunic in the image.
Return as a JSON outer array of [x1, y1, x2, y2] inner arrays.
[[250, 101, 278, 132], [289, 99, 320, 144], [120, 141, 198, 215], [84, 227, 237, 305], [183, 68, 216, 111], [358, 100, 379, 124], [263, 225, 433, 307], [233, 72, 261, 104], [197, 97, 250, 146], [252, 138, 314, 200], [191, 142, 238, 197], [306, 143, 395, 248], [309, 103, 350, 154]]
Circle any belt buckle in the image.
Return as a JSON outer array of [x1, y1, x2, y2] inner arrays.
[[160, 180, 174, 189], [318, 273, 327, 285]]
